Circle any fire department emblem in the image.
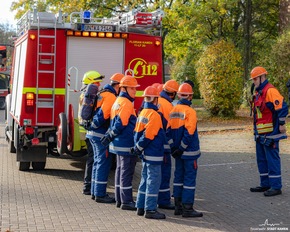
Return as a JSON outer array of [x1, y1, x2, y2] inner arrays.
[[128, 58, 158, 78]]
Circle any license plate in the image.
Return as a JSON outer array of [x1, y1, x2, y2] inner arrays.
[[83, 24, 114, 32]]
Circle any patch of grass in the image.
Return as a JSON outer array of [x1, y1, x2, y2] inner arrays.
[[192, 99, 203, 107], [195, 104, 252, 129]]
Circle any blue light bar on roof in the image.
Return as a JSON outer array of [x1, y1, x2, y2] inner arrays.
[[83, 10, 91, 23]]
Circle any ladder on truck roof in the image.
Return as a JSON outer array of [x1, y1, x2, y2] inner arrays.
[[35, 12, 57, 126]]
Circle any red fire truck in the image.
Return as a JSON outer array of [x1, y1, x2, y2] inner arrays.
[[5, 8, 164, 171]]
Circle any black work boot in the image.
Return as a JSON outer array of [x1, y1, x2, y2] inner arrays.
[[95, 194, 115, 203], [137, 208, 145, 216], [182, 204, 203, 218], [250, 186, 270, 192], [116, 201, 121, 208], [120, 202, 137, 211], [174, 197, 182, 215], [264, 188, 282, 197], [145, 210, 166, 219]]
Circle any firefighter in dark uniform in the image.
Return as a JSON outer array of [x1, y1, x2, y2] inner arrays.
[[101, 75, 140, 211], [157, 79, 179, 210], [167, 83, 203, 217], [78, 71, 104, 195], [86, 73, 124, 203], [249, 66, 288, 197]]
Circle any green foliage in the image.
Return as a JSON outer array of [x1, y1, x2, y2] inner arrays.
[[164, 0, 280, 99], [196, 40, 243, 117], [169, 58, 200, 99], [10, 0, 163, 20], [0, 22, 16, 66], [192, 99, 203, 107], [262, 29, 290, 101]]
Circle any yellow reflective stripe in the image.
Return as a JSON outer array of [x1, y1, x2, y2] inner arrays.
[[258, 128, 273, 134], [257, 123, 273, 129], [39, 90, 53, 94], [22, 87, 35, 93], [257, 123, 273, 134], [136, 90, 144, 97], [23, 87, 66, 95], [55, 89, 66, 95], [256, 108, 262, 119]]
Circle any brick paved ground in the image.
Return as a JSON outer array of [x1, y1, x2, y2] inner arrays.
[[0, 113, 290, 231]]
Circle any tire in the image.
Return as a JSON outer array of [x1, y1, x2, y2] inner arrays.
[[18, 162, 30, 171], [32, 162, 46, 170], [56, 113, 68, 155]]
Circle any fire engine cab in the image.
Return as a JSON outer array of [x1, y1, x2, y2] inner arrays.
[[5, 8, 164, 171]]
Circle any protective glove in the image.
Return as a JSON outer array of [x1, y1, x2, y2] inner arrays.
[[100, 135, 112, 147], [100, 131, 114, 147], [263, 138, 274, 147], [130, 147, 143, 159], [171, 147, 177, 154], [171, 149, 183, 159]]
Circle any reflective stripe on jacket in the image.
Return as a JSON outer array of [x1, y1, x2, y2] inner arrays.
[[109, 91, 137, 155], [167, 99, 201, 160], [134, 102, 165, 164]]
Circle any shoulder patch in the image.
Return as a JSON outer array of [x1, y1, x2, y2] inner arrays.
[[137, 116, 149, 124], [112, 102, 120, 110]]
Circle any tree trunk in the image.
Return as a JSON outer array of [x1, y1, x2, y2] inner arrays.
[[279, 0, 290, 33], [243, 0, 252, 82]]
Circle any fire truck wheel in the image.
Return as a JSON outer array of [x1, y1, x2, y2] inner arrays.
[[0, 97, 5, 110], [17, 161, 30, 171], [57, 113, 68, 155], [32, 162, 46, 170]]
